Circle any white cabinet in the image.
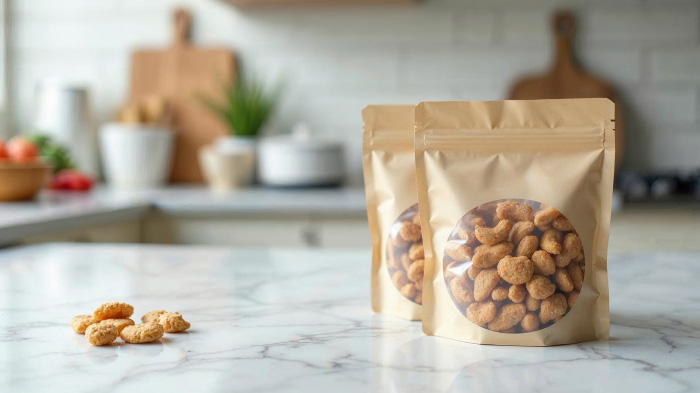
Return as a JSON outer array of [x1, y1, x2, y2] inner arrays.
[[142, 214, 369, 248]]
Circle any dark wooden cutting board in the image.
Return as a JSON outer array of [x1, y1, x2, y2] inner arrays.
[[508, 11, 624, 168], [129, 9, 236, 183]]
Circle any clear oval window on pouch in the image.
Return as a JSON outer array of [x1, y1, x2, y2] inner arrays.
[[386, 204, 424, 305], [443, 199, 584, 333]]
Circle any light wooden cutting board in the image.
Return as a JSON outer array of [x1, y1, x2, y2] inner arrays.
[[508, 11, 624, 168], [129, 9, 236, 183]]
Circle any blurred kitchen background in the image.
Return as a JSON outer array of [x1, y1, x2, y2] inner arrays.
[[0, 0, 697, 250]]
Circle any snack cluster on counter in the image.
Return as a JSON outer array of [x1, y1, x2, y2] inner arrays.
[[70, 301, 191, 346]]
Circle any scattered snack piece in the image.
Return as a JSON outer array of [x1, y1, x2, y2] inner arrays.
[[524, 294, 541, 312], [554, 233, 582, 267], [487, 303, 526, 332], [466, 301, 497, 326], [520, 312, 540, 332], [474, 268, 501, 301], [392, 271, 410, 288], [407, 259, 425, 283], [515, 236, 538, 258], [102, 318, 135, 333], [491, 286, 509, 302], [496, 201, 533, 222], [539, 293, 568, 324], [534, 206, 560, 227], [472, 242, 513, 268], [509, 221, 535, 246], [443, 200, 585, 333], [508, 284, 527, 303], [93, 302, 134, 321], [85, 322, 119, 346], [526, 275, 557, 300], [450, 276, 475, 305], [444, 240, 473, 262], [552, 216, 574, 232], [567, 291, 580, 309], [70, 314, 96, 334], [158, 312, 191, 333], [400, 283, 417, 298], [531, 250, 556, 276], [540, 229, 563, 255], [120, 322, 164, 344], [142, 310, 167, 324], [497, 256, 534, 285], [474, 219, 512, 246], [408, 243, 424, 260], [398, 221, 422, 243]]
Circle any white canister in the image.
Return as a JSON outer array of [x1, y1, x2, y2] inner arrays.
[[99, 123, 174, 189], [33, 80, 97, 175]]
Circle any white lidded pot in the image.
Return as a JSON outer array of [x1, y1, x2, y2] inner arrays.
[[258, 124, 345, 187], [99, 123, 174, 189]]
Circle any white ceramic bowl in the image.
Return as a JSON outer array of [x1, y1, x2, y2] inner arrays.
[[99, 123, 174, 189]]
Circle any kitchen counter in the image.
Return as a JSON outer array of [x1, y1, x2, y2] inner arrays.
[[0, 187, 368, 245], [1, 187, 699, 250], [1, 243, 698, 392]]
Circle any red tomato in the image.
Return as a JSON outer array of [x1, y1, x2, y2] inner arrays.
[[6, 137, 38, 163], [49, 170, 94, 192], [0, 139, 8, 160]]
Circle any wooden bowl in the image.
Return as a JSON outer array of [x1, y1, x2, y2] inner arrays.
[[0, 162, 52, 201]]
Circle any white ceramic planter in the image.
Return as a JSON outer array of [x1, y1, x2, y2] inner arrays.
[[199, 145, 255, 190], [99, 123, 174, 189]]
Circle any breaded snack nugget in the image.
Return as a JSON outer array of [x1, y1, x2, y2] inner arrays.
[[85, 322, 118, 346], [141, 310, 167, 323], [93, 302, 134, 321], [120, 322, 164, 344], [158, 312, 191, 333], [70, 314, 96, 334]]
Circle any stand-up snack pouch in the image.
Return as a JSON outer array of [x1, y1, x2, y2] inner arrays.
[[362, 105, 423, 320], [415, 99, 614, 345]]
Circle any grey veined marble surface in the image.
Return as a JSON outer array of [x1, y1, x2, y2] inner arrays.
[[0, 244, 698, 393]]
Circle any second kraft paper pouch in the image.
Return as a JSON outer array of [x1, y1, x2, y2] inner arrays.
[[362, 105, 423, 320], [415, 99, 615, 345]]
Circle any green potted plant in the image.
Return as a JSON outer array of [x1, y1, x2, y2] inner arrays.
[[202, 72, 281, 154], [199, 72, 281, 189]]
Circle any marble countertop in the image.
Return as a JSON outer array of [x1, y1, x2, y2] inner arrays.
[[0, 187, 367, 244], [0, 243, 698, 393]]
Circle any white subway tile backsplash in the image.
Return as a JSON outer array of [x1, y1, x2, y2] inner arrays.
[[624, 129, 700, 170], [627, 87, 698, 126], [651, 47, 700, 83], [243, 46, 401, 87], [402, 45, 549, 85], [453, 10, 496, 44], [578, 45, 643, 85], [585, 5, 698, 43], [7, 0, 700, 170], [502, 11, 550, 45]]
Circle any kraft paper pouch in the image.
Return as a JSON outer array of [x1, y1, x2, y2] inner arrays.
[[362, 105, 423, 320], [415, 99, 614, 345]]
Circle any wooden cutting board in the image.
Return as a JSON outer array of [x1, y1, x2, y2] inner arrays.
[[508, 11, 624, 168], [129, 9, 236, 183]]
